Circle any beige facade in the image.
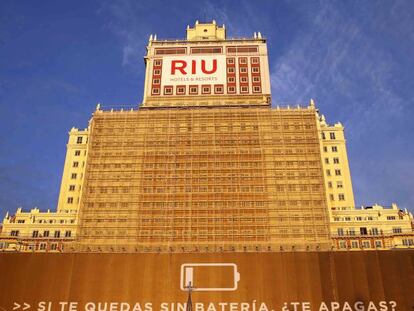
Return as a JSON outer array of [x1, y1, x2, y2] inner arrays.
[[317, 109, 355, 214], [0, 21, 413, 252], [330, 204, 414, 249], [0, 127, 88, 251]]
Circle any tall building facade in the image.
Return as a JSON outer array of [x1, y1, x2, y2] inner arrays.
[[0, 21, 413, 252]]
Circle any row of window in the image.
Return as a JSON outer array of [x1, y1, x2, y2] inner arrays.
[[324, 157, 340, 164], [32, 230, 72, 238], [327, 181, 343, 189], [152, 84, 261, 95], [338, 240, 383, 249], [153, 57, 260, 67], [329, 193, 346, 201], [321, 132, 336, 140], [337, 227, 402, 236], [323, 146, 338, 152], [326, 169, 342, 176], [10, 230, 72, 237], [333, 215, 400, 221]]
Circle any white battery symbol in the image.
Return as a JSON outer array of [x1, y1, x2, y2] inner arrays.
[[180, 263, 240, 292]]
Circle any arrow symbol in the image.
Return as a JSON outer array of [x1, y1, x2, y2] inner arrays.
[[23, 303, 31, 310], [13, 303, 20, 310]]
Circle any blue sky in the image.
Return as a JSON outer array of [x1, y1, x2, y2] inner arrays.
[[0, 0, 413, 218]]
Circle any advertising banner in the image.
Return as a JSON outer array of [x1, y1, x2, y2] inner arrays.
[[0, 251, 413, 311], [161, 55, 227, 86]]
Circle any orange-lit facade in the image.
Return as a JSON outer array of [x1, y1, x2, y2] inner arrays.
[[1, 21, 413, 252]]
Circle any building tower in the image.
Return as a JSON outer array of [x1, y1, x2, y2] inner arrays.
[[1, 21, 413, 252], [71, 21, 332, 252]]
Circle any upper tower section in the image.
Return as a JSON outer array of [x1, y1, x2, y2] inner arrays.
[[186, 20, 226, 41], [142, 21, 271, 108]]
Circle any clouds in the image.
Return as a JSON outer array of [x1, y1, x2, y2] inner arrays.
[[98, 0, 150, 69], [268, 1, 414, 209], [1, 0, 413, 215]]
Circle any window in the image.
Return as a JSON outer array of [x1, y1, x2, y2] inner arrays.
[[323, 146, 328, 152], [356, 217, 362, 221], [335, 169, 342, 176], [252, 67, 260, 73], [252, 76, 261, 83], [332, 146, 338, 152], [67, 197, 74, 204], [74, 150, 81, 156], [240, 86, 248, 93], [240, 76, 248, 83], [214, 85, 224, 94], [69, 185, 75, 191], [154, 59, 162, 66], [51, 243, 58, 250], [392, 227, 402, 233], [329, 194, 335, 201], [227, 86, 236, 93], [152, 79, 160, 85], [43, 230, 49, 237], [328, 181, 333, 188], [239, 58, 247, 64], [153, 69, 161, 75], [321, 132, 326, 140], [76, 137, 83, 144], [32, 230, 39, 238], [339, 240, 347, 248], [227, 67, 235, 74], [10, 230, 19, 237], [39, 243, 46, 250], [330, 132, 336, 139], [324, 158, 329, 164], [360, 227, 368, 235], [251, 57, 259, 64], [227, 58, 235, 64], [202, 85, 211, 94], [71, 173, 77, 179], [228, 77, 235, 83], [189, 86, 198, 94], [240, 67, 247, 73], [151, 88, 160, 95], [349, 228, 355, 235], [326, 169, 331, 176], [253, 86, 261, 93], [176, 86, 185, 95], [54, 231, 60, 238], [387, 216, 396, 220], [65, 231, 72, 238], [402, 239, 413, 246], [362, 241, 371, 248], [345, 217, 351, 221], [333, 157, 340, 164], [73, 161, 79, 168], [337, 228, 344, 236], [337, 181, 343, 188], [351, 241, 358, 248], [163, 86, 173, 95], [338, 194, 345, 201], [372, 228, 379, 235]]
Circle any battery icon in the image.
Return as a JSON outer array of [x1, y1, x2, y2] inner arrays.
[[180, 263, 240, 292]]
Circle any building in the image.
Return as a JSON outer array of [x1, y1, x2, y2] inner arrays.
[[0, 21, 413, 252], [0, 127, 88, 251], [331, 204, 414, 249]]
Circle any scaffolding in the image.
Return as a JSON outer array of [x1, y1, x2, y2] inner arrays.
[[71, 104, 331, 252]]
